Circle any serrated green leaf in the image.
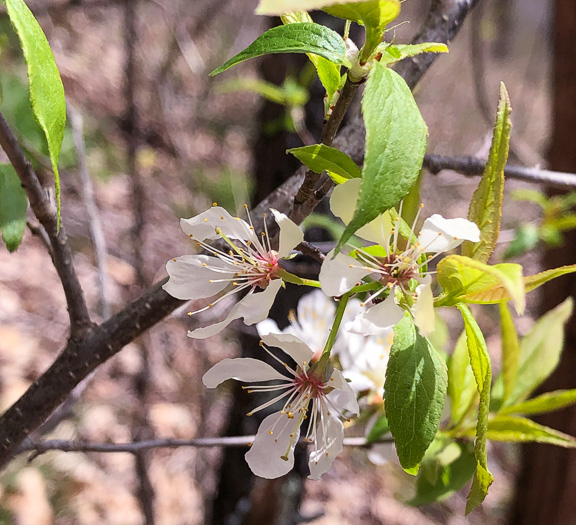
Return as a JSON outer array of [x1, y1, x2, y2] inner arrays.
[[379, 42, 449, 66], [6, 0, 66, 230], [480, 416, 576, 447], [366, 413, 389, 443], [409, 441, 476, 507], [337, 62, 427, 250], [506, 298, 573, 406], [0, 164, 27, 252], [448, 331, 477, 425], [500, 302, 519, 405], [384, 316, 447, 475], [437, 255, 525, 314], [500, 389, 576, 416], [257, 0, 357, 15], [288, 144, 361, 184], [462, 83, 511, 263], [323, 0, 400, 28], [210, 23, 350, 77], [456, 304, 494, 515]]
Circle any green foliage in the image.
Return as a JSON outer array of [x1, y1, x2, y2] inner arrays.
[[323, 0, 400, 27], [499, 302, 520, 405], [385, 316, 447, 475], [366, 413, 389, 443], [256, 0, 355, 15], [337, 61, 427, 250], [448, 331, 477, 425], [408, 440, 476, 506], [505, 298, 573, 406], [436, 255, 525, 314], [500, 390, 576, 417], [217, 77, 308, 107], [462, 83, 511, 263], [482, 416, 576, 447], [5, 0, 66, 229], [378, 42, 449, 66], [210, 23, 351, 76], [288, 144, 361, 184], [0, 164, 27, 252]]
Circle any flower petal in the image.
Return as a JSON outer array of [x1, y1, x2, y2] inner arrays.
[[261, 332, 314, 367], [418, 214, 480, 254], [256, 318, 281, 337], [413, 277, 435, 336], [180, 206, 257, 243], [202, 358, 287, 388], [330, 178, 392, 245], [163, 255, 231, 300], [328, 369, 359, 416], [320, 249, 372, 297], [245, 412, 300, 479], [271, 209, 304, 258], [345, 294, 404, 336], [308, 413, 344, 480], [188, 280, 283, 339], [367, 443, 396, 466]]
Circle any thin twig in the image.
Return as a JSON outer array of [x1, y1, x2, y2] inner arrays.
[[20, 435, 394, 456], [295, 241, 326, 263], [68, 104, 111, 319], [0, 112, 92, 340], [423, 154, 576, 189], [26, 219, 52, 256]]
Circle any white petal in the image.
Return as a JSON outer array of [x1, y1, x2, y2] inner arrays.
[[367, 443, 396, 466], [245, 412, 300, 479], [308, 413, 344, 480], [341, 370, 377, 394], [330, 178, 393, 245], [346, 295, 404, 336], [320, 249, 371, 297], [181, 206, 257, 243], [256, 318, 281, 337], [414, 278, 435, 336], [418, 214, 480, 254], [327, 369, 359, 416], [163, 255, 231, 300], [188, 280, 282, 339], [271, 209, 304, 258], [288, 290, 334, 354], [202, 358, 287, 388], [261, 332, 314, 367]]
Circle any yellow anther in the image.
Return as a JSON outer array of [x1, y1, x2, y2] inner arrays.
[[221, 216, 224, 220], [173, 258, 177, 262], [202, 263, 207, 267], [204, 218, 209, 222], [189, 234, 194, 238], [209, 303, 214, 307], [247, 412, 253, 416], [213, 202, 218, 206], [187, 312, 192, 316], [269, 431, 274, 435], [209, 279, 214, 283], [287, 412, 294, 419], [243, 204, 248, 208]]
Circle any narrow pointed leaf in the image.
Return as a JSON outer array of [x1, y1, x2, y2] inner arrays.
[[437, 255, 525, 314], [210, 23, 350, 76], [506, 298, 573, 405], [379, 42, 449, 66], [457, 304, 494, 514], [448, 331, 477, 425], [500, 390, 576, 416], [257, 0, 359, 15], [0, 164, 27, 252], [337, 61, 427, 250], [5, 0, 66, 229], [288, 144, 361, 184], [462, 83, 511, 263], [323, 0, 401, 29], [385, 316, 447, 475], [500, 302, 520, 404]]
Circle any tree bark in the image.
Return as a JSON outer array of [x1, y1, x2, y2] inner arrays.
[[508, 1, 576, 523]]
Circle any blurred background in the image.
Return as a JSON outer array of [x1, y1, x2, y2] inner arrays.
[[0, 0, 573, 523]]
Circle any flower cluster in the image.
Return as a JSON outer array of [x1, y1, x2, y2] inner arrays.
[[164, 190, 480, 478]]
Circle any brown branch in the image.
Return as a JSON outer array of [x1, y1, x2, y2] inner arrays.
[[424, 154, 576, 188], [0, 0, 481, 472], [0, 112, 92, 339]]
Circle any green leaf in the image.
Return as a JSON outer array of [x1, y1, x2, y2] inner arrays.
[[409, 441, 476, 507], [436, 255, 525, 314], [462, 83, 511, 263], [288, 144, 361, 184], [503, 223, 540, 260], [210, 23, 350, 76], [217, 77, 308, 106], [499, 302, 520, 405], [384, 316, 447, 475], [323, 0, 400, 28], [0, 164, 27, 252], [456, 304, 494, 514], [281, 12, 341, 99], [257, 0, 359, 15], [500, 389, 576, 416], [337, 62, 427, 250], [506, 298, 573, 405], [483, 416, 576, 448], [366, 413, 389, 443], [379, 42, 449, 66], [6, 0, 66, 229], [448, 331, 477, 426]]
